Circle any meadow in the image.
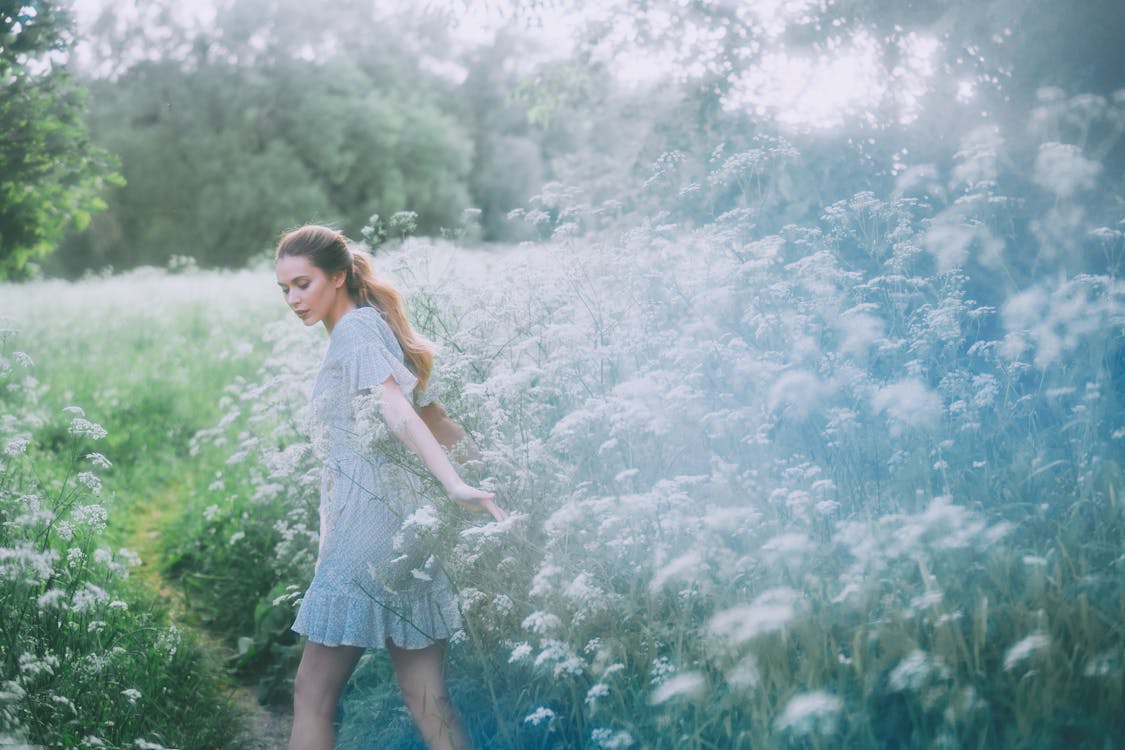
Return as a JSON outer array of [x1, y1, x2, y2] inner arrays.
[[2, 98, 1124, 748]]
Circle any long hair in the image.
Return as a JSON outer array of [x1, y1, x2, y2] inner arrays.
[[275, 224, 433, 393]]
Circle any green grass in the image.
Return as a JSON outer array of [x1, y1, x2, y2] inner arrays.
[[0, 268, 286, 748]]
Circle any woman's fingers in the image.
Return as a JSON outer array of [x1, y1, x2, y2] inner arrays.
[[456, 495, 508, 522], [451, 484, 508, 522], [480, 497, 508, 523]]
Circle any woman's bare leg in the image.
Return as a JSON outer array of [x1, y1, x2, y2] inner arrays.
[[289, 642, 365, 750], [388, 640, 472, 750]]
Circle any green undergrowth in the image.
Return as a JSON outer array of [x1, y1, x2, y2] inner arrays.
[[0, 270, 283, 747]]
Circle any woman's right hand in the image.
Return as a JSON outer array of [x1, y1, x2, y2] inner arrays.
[[448, 482, 508, 523]]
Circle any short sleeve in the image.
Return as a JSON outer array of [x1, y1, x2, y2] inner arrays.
[[413, 372, 441, 408], [336, 309, 418, 396]]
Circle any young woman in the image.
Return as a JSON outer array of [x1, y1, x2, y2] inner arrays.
[[275, 224, 506, 750]]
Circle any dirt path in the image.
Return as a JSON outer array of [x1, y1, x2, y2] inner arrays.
[[126, 484, 293, 748]]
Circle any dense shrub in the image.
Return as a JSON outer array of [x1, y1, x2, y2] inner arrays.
[[0, 323, 247, 749], [189, 90, 1123, 748]]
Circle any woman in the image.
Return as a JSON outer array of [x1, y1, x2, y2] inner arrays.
[[275, 224, 506, 750]]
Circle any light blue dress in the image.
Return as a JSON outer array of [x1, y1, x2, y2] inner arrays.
[[291, 305, 461, 649]]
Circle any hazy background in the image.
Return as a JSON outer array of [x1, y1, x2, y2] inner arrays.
[[4, 0, 1122, 278]]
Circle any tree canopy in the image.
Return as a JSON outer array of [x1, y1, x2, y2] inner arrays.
[[0, 0, 118, 279], [9, 0, 1123, 275]]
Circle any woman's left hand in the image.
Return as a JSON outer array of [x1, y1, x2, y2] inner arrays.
[[448, 482, 508, 523]]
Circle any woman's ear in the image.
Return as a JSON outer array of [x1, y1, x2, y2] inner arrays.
[[332, 269, 348, 289]]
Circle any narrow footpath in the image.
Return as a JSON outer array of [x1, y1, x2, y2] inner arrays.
[[125, 481, 293, 749]]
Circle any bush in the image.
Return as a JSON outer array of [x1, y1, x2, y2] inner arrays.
[[184, 92, 1123, 748]]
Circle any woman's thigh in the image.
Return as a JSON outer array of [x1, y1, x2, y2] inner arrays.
[[293, 641, 365, 714]]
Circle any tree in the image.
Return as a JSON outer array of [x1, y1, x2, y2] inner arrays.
[[0, 0, 117, 278], [52, 0, 475, 273]]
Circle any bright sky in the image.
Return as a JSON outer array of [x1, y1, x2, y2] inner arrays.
[[68, 0, 952, 131]]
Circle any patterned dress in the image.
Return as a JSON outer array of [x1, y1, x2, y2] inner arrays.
[[291, 305, 460, 649]]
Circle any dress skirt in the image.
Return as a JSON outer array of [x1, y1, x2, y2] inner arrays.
[[291, 454, 461, 650]]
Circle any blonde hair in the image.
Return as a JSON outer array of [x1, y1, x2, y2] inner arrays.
[[275, 224, 433, 393]]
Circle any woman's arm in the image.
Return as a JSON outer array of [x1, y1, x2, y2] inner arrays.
[[380, 376, 506, 522]]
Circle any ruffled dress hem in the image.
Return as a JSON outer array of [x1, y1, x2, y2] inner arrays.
[[291, 587, 461, 651]]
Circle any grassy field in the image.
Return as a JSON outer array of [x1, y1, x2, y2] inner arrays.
[[2, 207, 1122, 750], [0, 267, 285, 748]]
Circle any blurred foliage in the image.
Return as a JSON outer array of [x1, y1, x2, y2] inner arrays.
[[0, 0, 119, 279], [11, 0, 1125, 275], [51, 0, 480, 272]]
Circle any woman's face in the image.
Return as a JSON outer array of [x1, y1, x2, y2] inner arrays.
[[275, 254, 347, 328]]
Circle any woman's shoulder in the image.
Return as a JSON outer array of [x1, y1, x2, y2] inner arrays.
[[331, 306, 396, 350]]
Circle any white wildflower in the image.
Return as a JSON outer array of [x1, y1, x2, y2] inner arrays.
[[761, 532, 815, 566], [523, 706, 555, 727], [709, 588, 802, 644], [529, 564, 563, 597], [228, 531, 246, 546], [836, 311, 884, 355], [922, 221, 973, 272], [872, 379, 943, 432], [1083, 649, 1119, 677], [73, 504, 108, 532], [1003, 633, 1050, 671], [649, 550, 705, 591], [774, 690, 843, 737], [614, 468, 639, 482], [121, 688, 142, 704], [649, 671, 705, 705], [85, 452, 112, 469], [522, 611, 561, 635], [0, 679, 26, 702], [564, 572, 603, 604], [1034, 142, 1100, 197], [19, 652, 59, 678], [0, 545, 58, 584], [590, 728, 635, 749], [156, 626, 181, 658], [133, 739, 176, 750], [649, 656, 675, 684], [585, 682, 610, 706], [888, 649, 949, 691], [76, 472, 102, 495], [508, 642, 533, 664], [51, 694, 76, 712], [768, 370, 827, 417], [37, 588, 67, 610], [68, 418, 107, 440], [727, 656, 761, 690], [71, 583, 110, 613], [492, 594, 514, 616], [3, 436, 29, 456]]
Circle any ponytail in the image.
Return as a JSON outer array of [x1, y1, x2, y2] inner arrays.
[[276, 223, 433, 395], [347, 248, 434, 393]]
